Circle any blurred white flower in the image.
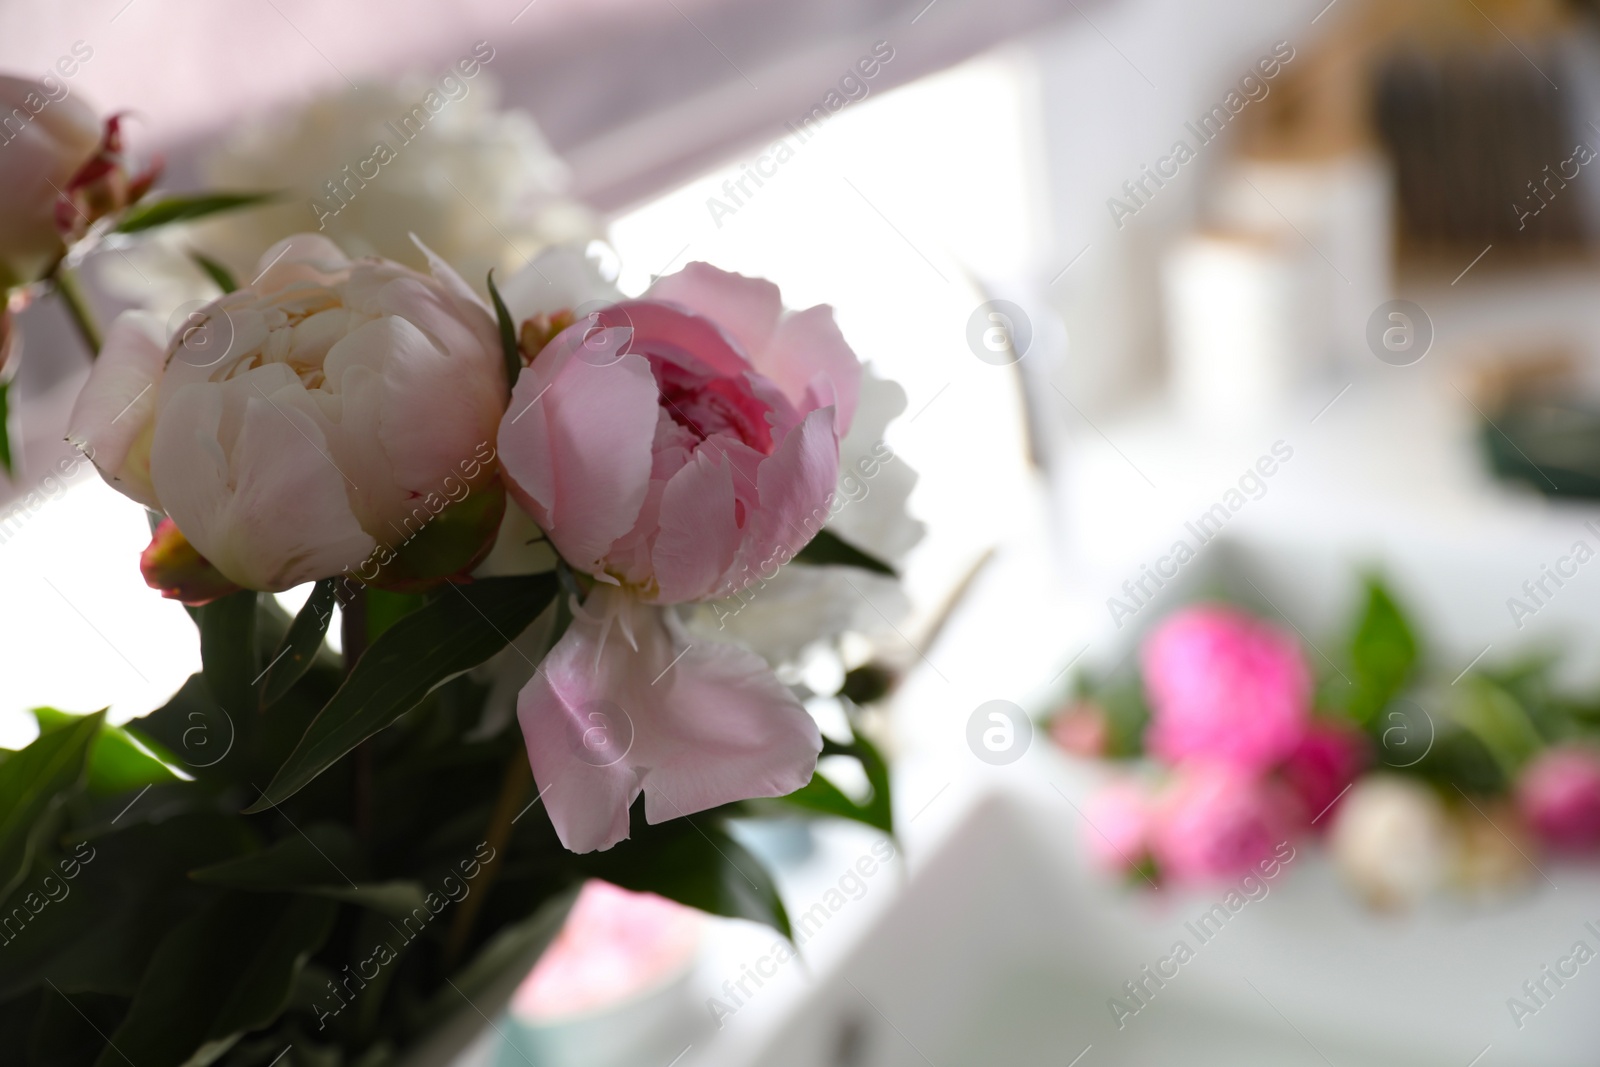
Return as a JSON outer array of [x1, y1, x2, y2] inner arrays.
[[1329, 775, 1456, 910], [101, 76, 595, 313]]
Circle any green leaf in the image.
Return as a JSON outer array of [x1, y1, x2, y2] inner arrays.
[[191, 252, 238, 294], [407, 886, 579, 1044], [32, 988, 127, 1067], [1452, 678, 1545, 778], [124, 674, 241, 787], [190, 825, 427, 917], [578, 808, 791, 938], [792, 528, 896, 577], [198, 590, 258, 718], [0, 812, 257, 1001], [777, 712, 893, 834], [1346, 577, 1419, 724], [32, 707, 176, 795], [0, 711, 101, 901], [114, 192, 277, 234], [0, 378, 13, 480], [246, 575, 559, 813], [95, 892, 335, 1067], [260, 580, 337, 707], [487, 269, 521, 391]]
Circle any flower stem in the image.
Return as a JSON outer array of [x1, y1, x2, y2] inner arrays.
[[342, 588, 373, 838], [442, 749, 532, 972], [52, 267, 103, 357]]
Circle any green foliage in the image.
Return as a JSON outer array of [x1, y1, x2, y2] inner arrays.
[[1344, 577, 1420, 725], [259, 580, 337, 707], [792, 528, 897, 577], [0, 379, 13, 480], [1, 555, 863, 1065], [190, 252, 239, 294], [30, 709, 175, 796], [486, 270, 521, 391], [773, 703, 894, 836], [247, 576, 559, 812], [0, 711, 101, 901], [114, 192, 277, 234]]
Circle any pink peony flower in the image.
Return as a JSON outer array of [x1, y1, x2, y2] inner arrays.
[[1083, 779, 1152, 873], [1281, 721, 1370, 831], [1517, 746, 1600, 853], [499, 260, 861, 852], [1142, 604, 1311, 771], [1149, 764, 1291, 883]]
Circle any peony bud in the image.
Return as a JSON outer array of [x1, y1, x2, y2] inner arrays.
[[52, 113, 159, 244], [140, 517, 241, 606], [1516, 746, 1600, 853], [0, 74, 102, 290]]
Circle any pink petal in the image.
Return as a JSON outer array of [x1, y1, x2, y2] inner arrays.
[[66, 311, 167, 509], [749, 407, 841, 567], [611, 299, 751, 379], [644, 262, 782, 362], [651, 447, 739, 603], [498, 339, 659, 575], [757, 305, 862, 433], [518, 587, 820, 853]]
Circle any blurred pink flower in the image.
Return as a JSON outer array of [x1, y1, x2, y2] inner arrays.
[[513, 880, 700, 1023], [1517, 746, 1600, 853], [1150, 765, 1291, 883], [1083, 779, 1152, 873], [1281, 721, 1370, 831], [502, 262, 861, 852], [1050, 701, 1109, 758], [1142, 604, 1311, 771]]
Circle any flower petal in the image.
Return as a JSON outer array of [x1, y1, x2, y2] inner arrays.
[[750, 406, 841, 567], [652, 447, 739, 603], [758, 304, 862, 433], [500, 245, 622, 322], [498, 339, 658, 575], [66, 310, 166, 509], [518, 587, 820, 853], [150, 374, 374, 590], [645, 262, 781, 362]]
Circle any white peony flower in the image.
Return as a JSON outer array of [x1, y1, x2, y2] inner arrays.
[[100, 76, 595, 313], [1329, 775, 1457, 910], [69, 233, 506, 591]]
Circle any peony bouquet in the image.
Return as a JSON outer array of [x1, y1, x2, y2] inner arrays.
[[0, 74, 910, 1065], [1054, 577, 1600, 909]]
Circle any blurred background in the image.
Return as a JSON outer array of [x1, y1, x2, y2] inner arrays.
[[7, 0, 1600, 1063]]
